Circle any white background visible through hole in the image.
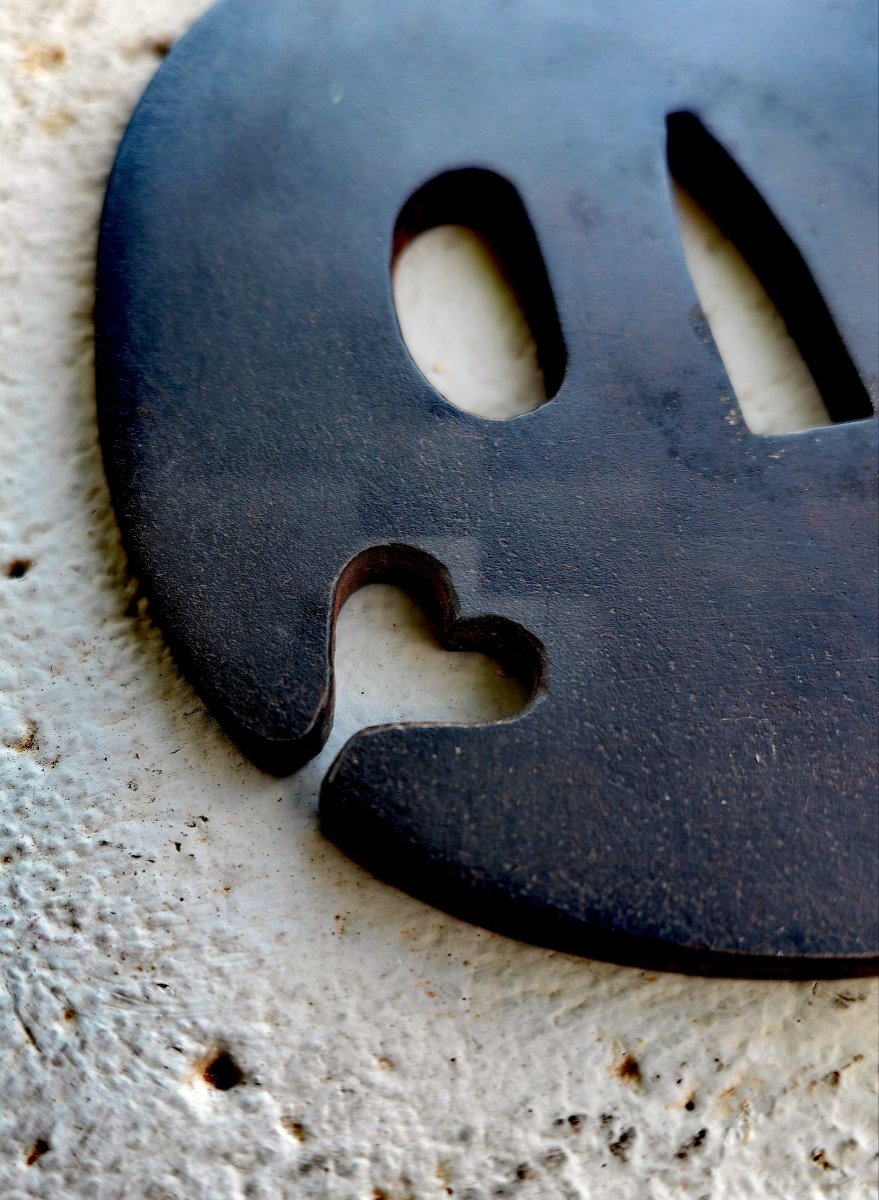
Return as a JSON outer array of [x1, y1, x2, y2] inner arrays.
[[333, 585, 527, 735], [671, 186, 831, 435], [0, 3, 875, 1196], [392, 198, 830, 432], [393, 224, 547, 419]]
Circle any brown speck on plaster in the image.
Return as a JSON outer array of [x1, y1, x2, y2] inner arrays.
[[717, 1081, 740, 1107], [675, 1128, 708, 1159], [280, 1117, 307, 1141], [198, 1047, 244, 1090], [12, 720, 38, 752], [435, 1160, 454, 1192], [41, 108, 76, 136], [21, 45, 66, 73], [6, 558, 32, 578], [542, 1147, 567, 1171], [609, 1126, 636, 1161], [149, 35, 175, 57], [811, 1148, 835, 1171], [616, 1053, 642, 1084], [125, 34, 175, 59], [25, 1138, 50, 1166], [833, 990, 866, 1007]]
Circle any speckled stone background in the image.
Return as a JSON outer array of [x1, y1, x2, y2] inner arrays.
[[1, 3, 877, 1197]]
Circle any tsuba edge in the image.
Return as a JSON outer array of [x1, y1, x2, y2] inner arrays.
[[97, 0, 879, 975]]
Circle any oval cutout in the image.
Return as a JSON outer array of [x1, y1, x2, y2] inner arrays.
[[392, 169, 566, 419]]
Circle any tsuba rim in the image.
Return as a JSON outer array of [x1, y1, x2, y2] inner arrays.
[[96, 0, 878, 976]]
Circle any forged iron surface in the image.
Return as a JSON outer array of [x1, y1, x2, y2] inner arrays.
[[96, 0, 878, 975]]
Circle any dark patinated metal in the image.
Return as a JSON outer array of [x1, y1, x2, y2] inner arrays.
[[96, 0, 878, 976]]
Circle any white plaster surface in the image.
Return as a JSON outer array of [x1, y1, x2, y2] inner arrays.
[[1, 3, 877, 1197], [671, 188, 831, 437], [394, 226, 549, 420]]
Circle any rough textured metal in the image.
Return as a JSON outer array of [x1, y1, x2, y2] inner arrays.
[[96, 0, 878, 976]]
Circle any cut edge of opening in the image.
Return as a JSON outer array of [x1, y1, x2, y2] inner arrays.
[[229, 543, 547, 776], [666, 110, 875, 430], [330, 543, 548, 729], [391, 166, 568, 418]]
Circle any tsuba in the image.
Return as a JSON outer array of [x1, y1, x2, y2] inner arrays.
[[96, 0, 878, 975]]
